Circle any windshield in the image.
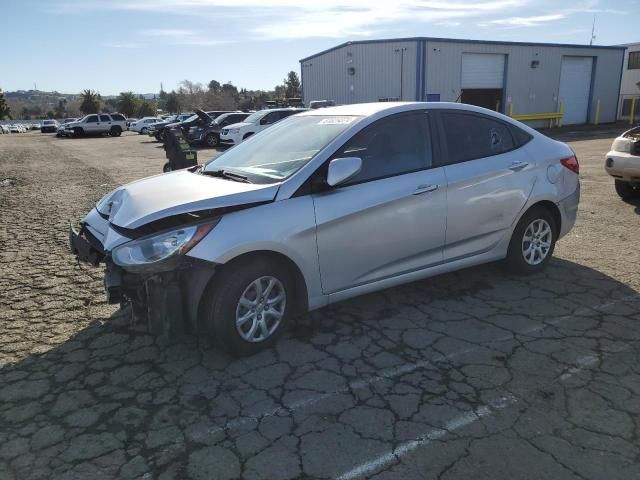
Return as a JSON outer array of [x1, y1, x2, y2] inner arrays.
[[203, 115, 359, 184]]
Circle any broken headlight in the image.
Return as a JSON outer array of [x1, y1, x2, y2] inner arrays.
[[111, 222, 218, 272]]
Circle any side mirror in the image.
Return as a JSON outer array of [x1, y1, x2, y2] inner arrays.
[[326, 157, 362, 187]]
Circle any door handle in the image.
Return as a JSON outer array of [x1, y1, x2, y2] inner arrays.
[[413, 184, 439, 195], [509, 161, 529, 171]]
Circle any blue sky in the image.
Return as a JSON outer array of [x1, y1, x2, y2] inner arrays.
[[2, 0, 639, 95]]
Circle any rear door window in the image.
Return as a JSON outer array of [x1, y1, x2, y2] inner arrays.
[[100, 115, 111, 122], [440, 112, 515, 164]]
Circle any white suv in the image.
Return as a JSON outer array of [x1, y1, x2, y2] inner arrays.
[[220, 108, 307, 146], [130, 116, 162, 134], [64, 113, 128, 138]]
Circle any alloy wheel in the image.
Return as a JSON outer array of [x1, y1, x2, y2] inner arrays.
[[235, 276, 286, 343], [522, 219, 552, 266]]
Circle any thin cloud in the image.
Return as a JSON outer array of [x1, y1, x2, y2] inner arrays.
[[483, 14, 566, 27], [100, 42, 143, 48]]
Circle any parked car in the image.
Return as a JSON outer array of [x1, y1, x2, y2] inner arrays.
[[31, 123, 41, 130], [309, 100, 336, 109], [0, 124, 9, 134], [64, 113, 128, 137], [605, 126, 640, 200], [9, 124, 23, 133], [57, 118, 78, 137], [126, 118, 139, 128], [69, 102, 580, 355], [147, 113, 193, 141], [40, 119, 59, 133], [219, 108, 307, 146], [155, 110, 226, 144], [187, 112, 250, 147], [130, 116, 162, 134]]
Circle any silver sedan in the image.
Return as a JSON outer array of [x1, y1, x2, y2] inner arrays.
[[70, 102, 580, 355]]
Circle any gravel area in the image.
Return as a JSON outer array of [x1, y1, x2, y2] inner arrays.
[[0, 128, 639, 479]]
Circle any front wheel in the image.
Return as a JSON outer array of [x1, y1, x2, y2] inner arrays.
[[202, 258, 293, 356], [505, 207, 557, 274], [615, 179, 640, 200], [204, 132, 219, 147]]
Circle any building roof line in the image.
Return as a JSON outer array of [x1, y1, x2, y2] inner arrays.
[[299, 36, 626, 63]]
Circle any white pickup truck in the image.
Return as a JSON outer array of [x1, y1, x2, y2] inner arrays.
[[64, 113, 128, 138]]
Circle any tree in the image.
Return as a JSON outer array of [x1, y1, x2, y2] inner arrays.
[[284, 71, 301, 98], [117, 92, 139, 118], [79, 89, 100, 114], [165, 91, 181, 113], [0, 89, 11, 119], [54, 99, 67, 118], [208, 80, 221, 93], [21, 106, 30, 120], [46, 111, 55, 119], [137, 99, 155, 117]]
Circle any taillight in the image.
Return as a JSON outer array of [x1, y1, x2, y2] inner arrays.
[[560, 155, 579, 175]]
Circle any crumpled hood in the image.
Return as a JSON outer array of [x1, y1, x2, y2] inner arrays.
[[100, 169, 280, 229]]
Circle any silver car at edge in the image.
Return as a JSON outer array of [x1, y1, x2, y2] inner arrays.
[[69, 102, 580, 356]]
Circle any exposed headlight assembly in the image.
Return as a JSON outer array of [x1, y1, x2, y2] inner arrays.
[[229, 128, 240, 134], [111, 221, 218, 273]]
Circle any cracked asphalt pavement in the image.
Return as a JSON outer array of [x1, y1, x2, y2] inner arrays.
[[1, 128, 639, 479]]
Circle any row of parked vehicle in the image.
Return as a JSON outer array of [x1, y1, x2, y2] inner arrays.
[[0, 122, 42, 134], [133, 107, 310, 150]]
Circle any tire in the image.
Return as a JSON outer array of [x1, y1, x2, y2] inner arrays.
[[242, 132, 254, 141], [110, 126, 122, 137], [505, 206, 557, 274], [141, 127, 148, 135], [614, 179, 639, 200], [204, 132, 219, 147], [201, 257, 293, 356], [163, 162, 171, 173], [73, 127, 84, 138]]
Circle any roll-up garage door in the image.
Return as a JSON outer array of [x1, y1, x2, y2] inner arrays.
[[461, 53, 505, 89], [558, 56, 593, 125]]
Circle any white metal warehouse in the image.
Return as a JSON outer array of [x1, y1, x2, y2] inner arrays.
[[300, 37, 625, 125]]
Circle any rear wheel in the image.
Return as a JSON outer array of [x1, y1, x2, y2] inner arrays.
[[141, 127, 149, 135], [614, 179, 640, 200], [204, 132, 219, 147], [201, 258, 293, 356], [110, 126, 122, 137], [506, 207, 557, 274]]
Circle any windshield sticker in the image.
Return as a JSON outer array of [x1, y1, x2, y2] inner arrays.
[[318, 117, 355, 125]]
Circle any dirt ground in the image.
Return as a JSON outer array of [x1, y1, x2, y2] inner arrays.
[[0, 128, 639, 480]]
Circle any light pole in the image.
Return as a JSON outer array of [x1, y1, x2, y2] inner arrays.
[[395, 47, 407, 100]]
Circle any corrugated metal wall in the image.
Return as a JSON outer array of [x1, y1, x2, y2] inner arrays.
[[301, 39, 624, 125], [301, 40, 418, 105], [424, 40, 623, 124]]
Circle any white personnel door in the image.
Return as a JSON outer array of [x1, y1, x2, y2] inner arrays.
[[558, 56, 593, 125]]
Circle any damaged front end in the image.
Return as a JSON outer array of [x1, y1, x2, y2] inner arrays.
[[69, 214, 220, 337]]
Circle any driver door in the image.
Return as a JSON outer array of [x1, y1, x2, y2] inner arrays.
[[312, 111, 447, 294]]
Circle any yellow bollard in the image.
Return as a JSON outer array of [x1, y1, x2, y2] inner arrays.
[[594, 99, 600, 125], [558, 102, 564, 128], [631, 97, 637, 126], [508, 102, 513, 117]]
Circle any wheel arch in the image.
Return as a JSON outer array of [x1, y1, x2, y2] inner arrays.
[[523, 200, 562, 235], [197, 249, 310, 327]]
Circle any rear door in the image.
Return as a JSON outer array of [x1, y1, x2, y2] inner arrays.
[[98, 114, 112, 133], [313, 111, 447, 294], [436, 110, 534, 262]]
